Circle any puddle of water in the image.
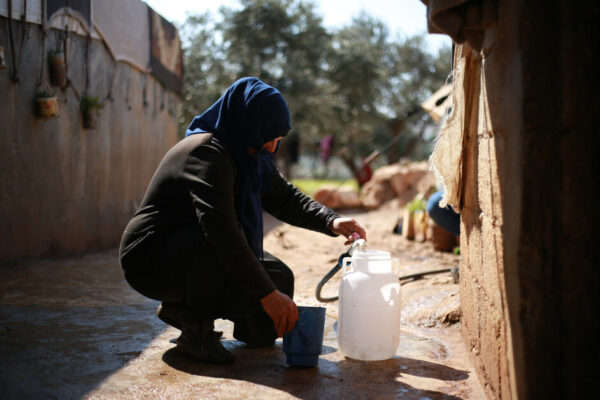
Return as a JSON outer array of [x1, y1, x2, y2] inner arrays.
[[321, 315, 448, 361], [397, 331, 448, 360]]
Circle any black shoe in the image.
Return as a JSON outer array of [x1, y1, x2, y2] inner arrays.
[[157, 302, 184, 330], [158, 303, 224, 337], [176, 321, 235, 364]]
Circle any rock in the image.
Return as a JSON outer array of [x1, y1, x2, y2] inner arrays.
[[314, 185, 362, 210], [431, 293, 461, 327], [361, 161, 435, 209], [361, 180, 393, 209], [403, 287, 461, 328]]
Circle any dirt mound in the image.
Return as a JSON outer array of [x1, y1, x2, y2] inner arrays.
[[312, 161, 437, 211], [313, 185, 362, 209], [361, 161, 436, 209]]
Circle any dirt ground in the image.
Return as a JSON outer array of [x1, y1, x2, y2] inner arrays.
[[0, 205, 485, 399]]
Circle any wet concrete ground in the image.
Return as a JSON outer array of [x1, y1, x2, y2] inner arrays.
[[0, 213, 485, 399]]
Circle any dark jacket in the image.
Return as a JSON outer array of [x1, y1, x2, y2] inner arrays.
[[120, 133, 339, 301]]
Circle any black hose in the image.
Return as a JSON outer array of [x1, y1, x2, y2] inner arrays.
[[315, 255, 458, 302], [315, 252, 349, 302], [399, 268, 453, 282]]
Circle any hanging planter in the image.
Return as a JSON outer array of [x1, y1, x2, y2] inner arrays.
[[80, 95, 104, 129], [48, 49, 67, 88], [35, 90, 60, 119], [0, 45, 6, 70]]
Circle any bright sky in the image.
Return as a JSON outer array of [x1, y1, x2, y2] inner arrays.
[[143, 0, 450, 53]]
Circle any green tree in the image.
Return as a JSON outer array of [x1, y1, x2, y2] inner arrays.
[[178, 12, 232, 135], [325, 12, 393, 161], [219, 0, 331, 139], [325, 20, 452, 167], [178, 1, 452, 175], [387, 37, 452, 160]]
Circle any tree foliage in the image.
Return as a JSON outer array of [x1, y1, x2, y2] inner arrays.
[[325, 13, 395, 157], [220, 0, 331, 138], [178, 0, 452, 170]]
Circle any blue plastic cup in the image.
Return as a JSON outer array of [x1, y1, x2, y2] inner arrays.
[[283, 306, 326, 367]]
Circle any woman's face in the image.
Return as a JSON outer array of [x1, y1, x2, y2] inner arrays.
[[262, 137, 283, 154]]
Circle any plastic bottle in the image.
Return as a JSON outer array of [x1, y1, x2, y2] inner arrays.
[[337, 249, 401, 360]]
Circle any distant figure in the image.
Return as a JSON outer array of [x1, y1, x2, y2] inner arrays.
[[319, 135, 335, 164], [119, 77, 366, 365], [426, 191, 460, 236]]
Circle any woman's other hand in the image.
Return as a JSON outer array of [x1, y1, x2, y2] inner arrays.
[[329, 217, 367, 245], [260, 289, 298, 337]]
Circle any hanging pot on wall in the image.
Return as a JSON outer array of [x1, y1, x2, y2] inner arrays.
[[80, 95, 103, 129], [35, 91, 60, 119], [48, 50, 67, 87], [0, 45, 6, 70], [82, 109, 98, 129]]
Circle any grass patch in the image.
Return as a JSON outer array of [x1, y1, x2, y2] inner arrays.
[[291, 179, 359, 197]]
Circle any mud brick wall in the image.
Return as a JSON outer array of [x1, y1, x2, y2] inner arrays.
[[458, 9, 520, 396], [459, 0, 599, 399], [0, 22, 180, 262]]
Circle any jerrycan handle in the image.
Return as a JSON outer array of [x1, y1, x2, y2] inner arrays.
[[342, 257, 354, 275]]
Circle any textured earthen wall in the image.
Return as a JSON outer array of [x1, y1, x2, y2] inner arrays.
[[459, 1, 522, 398], [0, 22, 179, 262]]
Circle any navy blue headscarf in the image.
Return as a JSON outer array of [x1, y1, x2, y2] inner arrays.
[[185, 77, 291, 258]]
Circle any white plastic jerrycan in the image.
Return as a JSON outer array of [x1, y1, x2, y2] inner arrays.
[[337, 245, 401, 361]]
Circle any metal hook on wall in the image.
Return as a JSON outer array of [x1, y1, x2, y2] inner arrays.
[[0, 45, 6, 70]]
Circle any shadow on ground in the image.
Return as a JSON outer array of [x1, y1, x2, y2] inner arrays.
[[0, 303, 165, 400], [0, 250, 166, 400], [162, 339, 468, 400]]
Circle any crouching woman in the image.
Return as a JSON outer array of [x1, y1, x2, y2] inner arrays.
[[119, 77, 366, 364]]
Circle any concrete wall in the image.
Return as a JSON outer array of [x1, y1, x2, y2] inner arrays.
[[0, 21, 179, 262], [459, 0, 599, 398]]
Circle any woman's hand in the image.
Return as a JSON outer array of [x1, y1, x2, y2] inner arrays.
[[260, 289, 299, 337], [329, 217, 367, 245]]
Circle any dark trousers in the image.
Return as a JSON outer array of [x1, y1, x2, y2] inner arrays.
[[120, 224, 294, 343], [426, 191, 460, 236]]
